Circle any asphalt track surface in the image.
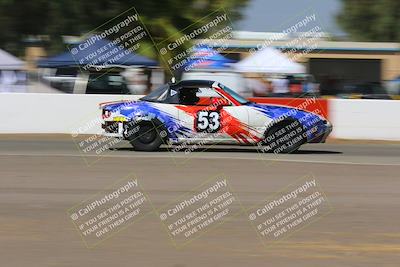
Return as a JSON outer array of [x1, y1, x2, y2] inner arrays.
[[1, 135, 399, 267]]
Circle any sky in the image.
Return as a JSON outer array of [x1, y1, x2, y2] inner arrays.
[[236, 0, 344, 35]]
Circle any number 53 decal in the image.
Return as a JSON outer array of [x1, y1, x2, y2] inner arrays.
[[196, 111, 220, 132]]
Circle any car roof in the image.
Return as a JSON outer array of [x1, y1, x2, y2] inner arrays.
[[174, 80, 215, 88]]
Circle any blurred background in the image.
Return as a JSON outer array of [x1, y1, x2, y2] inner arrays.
[[0, 0, 399, 99]]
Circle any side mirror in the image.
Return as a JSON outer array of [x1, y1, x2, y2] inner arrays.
[[211, 97, 230, 108]]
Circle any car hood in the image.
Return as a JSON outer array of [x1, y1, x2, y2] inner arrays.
[[247, 103, 313, 119]]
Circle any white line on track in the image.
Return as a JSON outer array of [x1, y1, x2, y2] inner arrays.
[[0, 152, 399, 166]]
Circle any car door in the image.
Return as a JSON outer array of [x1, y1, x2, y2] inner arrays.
[[176, 87, 252, 144], [220, 105, 252, 144], [176, 87, 226, 143]]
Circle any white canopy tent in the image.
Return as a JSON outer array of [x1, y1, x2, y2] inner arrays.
[[233, 47, 305, 74], [0, 49, 25, 70], [0, 49, 26, 92]]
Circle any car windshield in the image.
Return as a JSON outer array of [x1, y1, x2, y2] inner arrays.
[[218, 83, 250, 104], [140, 84, 169, 102]]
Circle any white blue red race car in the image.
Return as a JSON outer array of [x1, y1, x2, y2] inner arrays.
[[100, 80, 332, 153]]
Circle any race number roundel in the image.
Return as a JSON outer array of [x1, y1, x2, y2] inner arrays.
[[196, 110, 220, 133]]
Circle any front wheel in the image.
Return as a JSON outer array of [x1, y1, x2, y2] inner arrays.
[[128, 121, 163, 151], [262, 120, 306, 154]]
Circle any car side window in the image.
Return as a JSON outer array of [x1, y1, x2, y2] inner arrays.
[[196, 87, 220, 97], [167, 86, 230, 106], [86, 73, 130, 94], [177, 87, 200, 105], [196, 87, 230, 106]]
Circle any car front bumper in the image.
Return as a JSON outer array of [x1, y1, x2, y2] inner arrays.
[[310, 121, 333, 143], [101, 121, 124, 138]]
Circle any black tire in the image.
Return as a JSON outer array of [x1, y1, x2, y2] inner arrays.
[[127, 121, 163, 151], [262, 120, 306, 154]]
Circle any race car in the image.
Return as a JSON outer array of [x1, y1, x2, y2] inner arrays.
[[100, 80, 332, 153]]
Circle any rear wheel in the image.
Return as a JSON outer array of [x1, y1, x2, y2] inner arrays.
[[262, 120, 306, 154], [128, 121, 163, 151]]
